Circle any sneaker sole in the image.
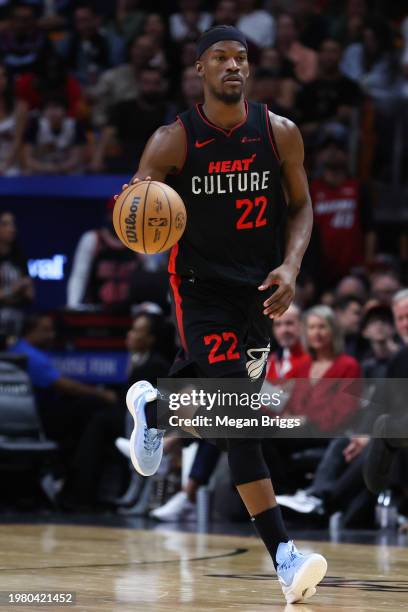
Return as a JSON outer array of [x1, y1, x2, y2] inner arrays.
[[280, 554, 328, 604], [126, 382, 158, 477]]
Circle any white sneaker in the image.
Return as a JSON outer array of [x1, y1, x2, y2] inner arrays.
[[126, 380, 164, 477], [276, 540, 327, 604], [150, 491, 196, 521], [115, 437, 130, 459], [276, 491, 323, 514]]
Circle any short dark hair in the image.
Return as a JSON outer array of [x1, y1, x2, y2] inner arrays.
[[334, 295, 363, 312]]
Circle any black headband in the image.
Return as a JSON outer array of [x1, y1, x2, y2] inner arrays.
[[196, 26, 248, 59]]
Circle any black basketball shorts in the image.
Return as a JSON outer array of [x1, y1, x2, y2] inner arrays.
[[168, 275, 272, 380]]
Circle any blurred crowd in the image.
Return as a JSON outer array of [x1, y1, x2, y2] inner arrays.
[[1, 0, 408, 528], [0, 0, 406, 181]]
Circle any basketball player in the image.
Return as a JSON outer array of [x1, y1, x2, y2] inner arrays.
[[116, 26, 327, 603]]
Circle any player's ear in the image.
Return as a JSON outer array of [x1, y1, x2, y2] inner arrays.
[[195, 60, 204, 78]]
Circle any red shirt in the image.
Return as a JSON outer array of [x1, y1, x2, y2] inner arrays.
[[311, 178, 365, 283], [266, 342, 306, 380], [284, 353, 362, 432], [15, 73, 82, 118]]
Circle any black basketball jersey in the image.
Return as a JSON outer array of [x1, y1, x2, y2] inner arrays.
[[168, 101, 286, 286]]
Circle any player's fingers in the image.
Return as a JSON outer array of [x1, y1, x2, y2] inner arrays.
[[258, 274, 280, 291], [263, 286, 291, 309], [264, 291, 292, 316], [113, 194, 118, 201], [268, 303, 290, 319], [122, 183, 129, 191]]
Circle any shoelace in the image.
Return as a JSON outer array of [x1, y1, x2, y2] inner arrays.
[[143, 426, 164, 455]]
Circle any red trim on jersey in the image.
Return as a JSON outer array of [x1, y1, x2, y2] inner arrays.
[[169, 273, 187, 352], [264, 105, 280, 162], [168, 242, 178, 274], [196, 100, 248, 137], [174, 115, 188, 175]]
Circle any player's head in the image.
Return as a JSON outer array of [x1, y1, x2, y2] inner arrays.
[[195, 25, 249, 104]]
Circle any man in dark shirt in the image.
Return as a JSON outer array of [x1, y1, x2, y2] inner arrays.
[[296, 39, 361, 137], [92, 67, 173, 173]]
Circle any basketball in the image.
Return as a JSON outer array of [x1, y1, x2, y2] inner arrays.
[[112, 180, 187, 254]]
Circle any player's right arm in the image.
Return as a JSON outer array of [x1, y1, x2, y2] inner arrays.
[[115, 121, 186, 196]]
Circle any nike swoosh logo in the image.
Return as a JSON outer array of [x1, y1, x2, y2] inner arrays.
[[195, 138, 215, 148]]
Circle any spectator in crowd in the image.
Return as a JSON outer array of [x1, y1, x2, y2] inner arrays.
[[236, 0, 275, 49], [0, 63, 26, 176], [140, 14, 169, 74], [341, 19, 399, 104], [212, 0, 238, 28], [275, 13, 318, 83], [169, 0, 211, 43], [0, 210, 33, 339], [330, 0, 367, 45], [91, 67, 172, 173], [311, 136, 376, 287], [333, 295, 368, 360], [284, 305, 362, 433], [15, 49, 83, 118], [370, 271, 401, 305], [67, 197, 141, 309], [266, 304, 306, 380], [0, 1, 51, 77], [335, 274, 368, 302], [296, 39, 361, 143], [57, 4, 124, 86], [91, 34, 156, 128], [258, 47, 298, 110], [251, 67, 295, 119], [361, 304, 398, 378], [292, 0, 328, 51], [391, 288, 408, 345], [23, 97, 86, 175], [174, 66, 203, 112], [105, 0, 146, 46]]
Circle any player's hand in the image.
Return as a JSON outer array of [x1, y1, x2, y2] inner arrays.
[[113, 176, 151, 201], [343, 436, 369, 463], [258, 264, 297, 319]]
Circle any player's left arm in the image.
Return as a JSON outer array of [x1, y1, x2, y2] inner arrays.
[[259, 113, 313, 319]]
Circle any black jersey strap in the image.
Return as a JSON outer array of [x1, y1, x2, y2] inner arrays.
[[264, 105, 280, 163]]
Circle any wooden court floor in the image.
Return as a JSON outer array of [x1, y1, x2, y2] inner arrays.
[[0, 524, 407, 611]]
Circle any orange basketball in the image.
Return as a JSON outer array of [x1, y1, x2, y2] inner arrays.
[[112, 180, 187, 254]]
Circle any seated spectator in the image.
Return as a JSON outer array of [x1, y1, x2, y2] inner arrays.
[[57, 3, 124, 86], [91, 34, 156, 128], [169, 0, 211, 43], [361, 304, 398, 378], [296, 39, 361, 142], [340, 19, 400, 105], [60, 311, 171, 510], [91, 67, 172, 173], [292, 0, 328, 51], [22, 97, 86, 175], [251, 68, 295, 119], [370, 271, 401, 305], [66, 197, 142, 309], [236, 0, 275, 49], [15, 49, 83, 118], [330, 0, 367, 45], [174, 66, 203, 113], [0, 210, 33, 339], [105, 0, 146, 46], [0, 63, 26, 176], [141, 13, 170, 72], [333, 295, 368, 360], [284, 305, 362, 433], [335, 274, 368, 302], [0, 1, 51, 77], [311, 136, 376, 287], [258, 47, 298, 110], [275, 13, 318, 83], [211, 1, 260, 62], [391, 289, 408, 346], [266, 304, 306, 380]]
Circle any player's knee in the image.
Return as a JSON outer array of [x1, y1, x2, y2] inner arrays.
[[226, 438, 269, 486]]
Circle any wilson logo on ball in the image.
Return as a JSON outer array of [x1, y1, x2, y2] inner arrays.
[[125, 196, 141, 243], [148, 218, 168, 227]]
